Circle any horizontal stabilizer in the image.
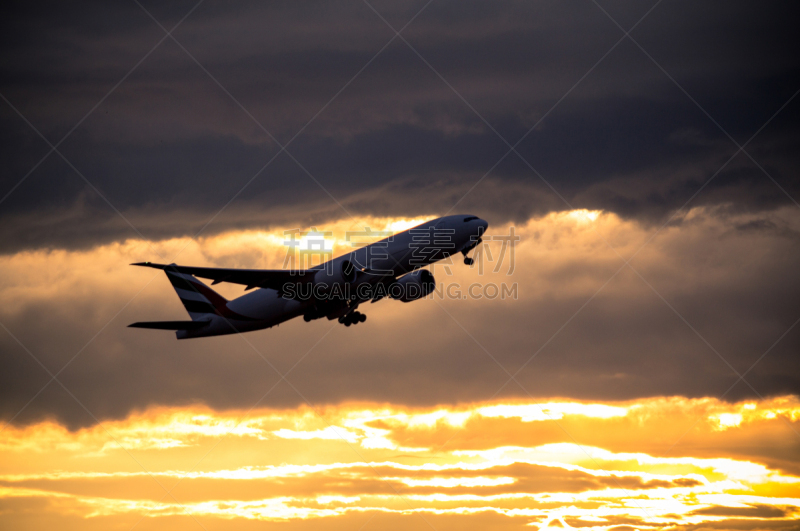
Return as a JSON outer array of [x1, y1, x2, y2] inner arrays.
[[128, 320, 210, 330]]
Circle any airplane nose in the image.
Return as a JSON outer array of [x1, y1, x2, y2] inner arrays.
[[478, 219, 488, 235]]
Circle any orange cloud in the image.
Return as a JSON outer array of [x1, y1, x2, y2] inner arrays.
[[1, 396, 799, 529]]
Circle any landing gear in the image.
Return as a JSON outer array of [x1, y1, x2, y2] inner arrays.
[[462, 237, 482, 266], [339, 311, 367, 327]]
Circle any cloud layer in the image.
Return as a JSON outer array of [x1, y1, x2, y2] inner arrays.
[[1, 211, 798, 428], [1, 0, 798, 252], [1, 396, 799, 530], [2, 3, 800, 527]]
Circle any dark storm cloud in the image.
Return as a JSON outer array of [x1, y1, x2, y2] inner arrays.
[[1, 0, 799, 252]]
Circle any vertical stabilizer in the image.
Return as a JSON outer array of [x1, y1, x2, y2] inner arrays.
[[163, 265, 228, 321]]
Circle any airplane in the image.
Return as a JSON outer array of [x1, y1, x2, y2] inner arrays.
[[129, 214, 488, 339]]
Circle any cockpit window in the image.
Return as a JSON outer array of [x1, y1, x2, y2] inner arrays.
[[463, 216, 479, 222]]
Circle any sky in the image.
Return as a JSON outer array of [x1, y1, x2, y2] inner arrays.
[[1, 0, 799, 529]]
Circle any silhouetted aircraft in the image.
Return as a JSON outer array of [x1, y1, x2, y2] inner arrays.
[[129, 215, 488, 339]]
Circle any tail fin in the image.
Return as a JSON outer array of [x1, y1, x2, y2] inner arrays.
[[163, 264, 228, 321]]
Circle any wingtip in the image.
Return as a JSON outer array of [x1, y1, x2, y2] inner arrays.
[[131, 262, 166, 269]]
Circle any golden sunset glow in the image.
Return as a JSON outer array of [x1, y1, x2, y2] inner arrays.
[[3, 208, 799, 530], [4, 206, 794, 306], [1, 396, 799, 529], [5, 2, 799, 529]]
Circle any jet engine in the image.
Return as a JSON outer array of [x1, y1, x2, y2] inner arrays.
[[312, 259, 357, 295], [390, 269, 436, 302]]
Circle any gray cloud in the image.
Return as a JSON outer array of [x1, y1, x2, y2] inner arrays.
[[1, 0, 799, 253], [691, 504, 792, 518]]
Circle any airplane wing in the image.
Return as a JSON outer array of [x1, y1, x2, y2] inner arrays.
[[132, 262, 314, 291]]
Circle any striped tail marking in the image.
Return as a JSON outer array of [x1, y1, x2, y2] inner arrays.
[[164, 267, 228, 320]]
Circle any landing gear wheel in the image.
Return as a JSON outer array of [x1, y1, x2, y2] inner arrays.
[[341, 310, 366, 326], [464, 257, 474, 265]]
